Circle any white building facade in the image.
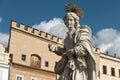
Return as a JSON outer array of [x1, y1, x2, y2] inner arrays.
[[100, 53, 120, 80], [0, 44, 10, 80]]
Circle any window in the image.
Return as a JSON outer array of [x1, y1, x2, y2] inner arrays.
[[30, 54, 41, 68], [16, 74, 23, 80], [45, 61, 49, 67], [119, 69, 120, 77], [31, 77, 38, 80], [111, 67, 115, 76], [103, 65, 107, 74], [21, 54, 26, 61], [10, 54, 13, 63]]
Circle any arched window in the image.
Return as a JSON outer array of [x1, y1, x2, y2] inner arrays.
[[30, 54, 41, 69]]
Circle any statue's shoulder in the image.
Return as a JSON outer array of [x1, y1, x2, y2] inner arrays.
[[78, 25, 92, 38], [80, 25, 91, 33]]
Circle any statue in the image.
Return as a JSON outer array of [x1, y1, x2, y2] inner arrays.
[[48, 3, 96, 80]]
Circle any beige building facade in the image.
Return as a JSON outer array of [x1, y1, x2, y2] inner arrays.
[[8, 20, 62, 80], [8, 20, 120, 80], [94, 48, 120, 80], [100, 53, 120, 80]]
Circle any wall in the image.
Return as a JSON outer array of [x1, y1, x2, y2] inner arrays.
[[8, 20, 62, 80], [0, 44, 10, 80], [9, 20, 62, 72], [100, 54, 120, 80]]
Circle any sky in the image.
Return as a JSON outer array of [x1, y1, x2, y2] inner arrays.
[[1, 0, 120, 56]]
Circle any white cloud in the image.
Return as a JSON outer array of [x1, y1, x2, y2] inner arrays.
[[0, 33, 9, 47], [0, 17, 2, 23], [33, 17, 68, 39], [93, 28, 120, 56]]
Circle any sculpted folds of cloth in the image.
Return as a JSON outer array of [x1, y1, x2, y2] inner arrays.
[[48, 3, 97, 80]]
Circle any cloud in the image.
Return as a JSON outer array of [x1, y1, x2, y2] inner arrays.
[[93, 28, 120, 56], [0, 17, 2, 23], [33, 17, 68, 39], [0, 33, 9, 47]]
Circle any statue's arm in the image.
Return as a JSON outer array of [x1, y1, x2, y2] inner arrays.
[[63, 40, 90, 57], [48, 44, 66, 56]]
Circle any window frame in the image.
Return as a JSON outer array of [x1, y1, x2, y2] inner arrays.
[[111, 67, 115, 76], [119, 69, 120, 77], [16, 74, 24, 80], [103, 65, 107, 74], [21, 54, 26, 61], [45, 61, 49, 67]]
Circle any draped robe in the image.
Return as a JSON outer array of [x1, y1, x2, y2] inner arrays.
[[54, 26, 97, 80]]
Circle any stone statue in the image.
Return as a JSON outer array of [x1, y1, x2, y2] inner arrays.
[[48, 3, 96, 80]]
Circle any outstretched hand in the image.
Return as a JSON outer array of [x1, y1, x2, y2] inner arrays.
[[48, 44, 56, 52]]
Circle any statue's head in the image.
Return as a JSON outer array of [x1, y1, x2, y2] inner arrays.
[[64, 3, 84, 29], [63, 12, 80, 29]]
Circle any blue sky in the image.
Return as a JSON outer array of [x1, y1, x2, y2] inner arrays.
[[1, 0, 120, 56], [0, 0, 120, 34]]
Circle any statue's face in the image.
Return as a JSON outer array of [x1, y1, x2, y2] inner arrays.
[[64, 14, 75, 29]]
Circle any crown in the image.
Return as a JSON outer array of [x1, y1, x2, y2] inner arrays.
[[65, 2, 84, 18]]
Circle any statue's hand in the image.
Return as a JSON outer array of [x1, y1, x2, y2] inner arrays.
[[48, 44, 56, 52]]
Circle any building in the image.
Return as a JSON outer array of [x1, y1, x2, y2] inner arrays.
[[94, 48, 120, 80], [8, 20, 120, 80], [8, 20, 62, 80], [0, 43, 10, 80]]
